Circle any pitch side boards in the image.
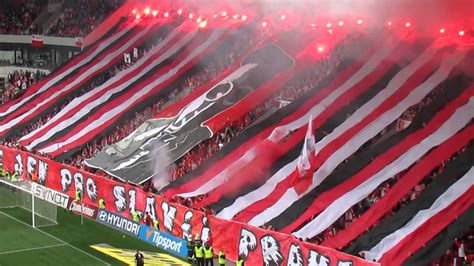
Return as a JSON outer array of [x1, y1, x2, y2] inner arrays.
[[138, 224, 188, 258]]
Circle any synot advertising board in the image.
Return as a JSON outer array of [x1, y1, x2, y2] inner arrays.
[[138, 225, 188, 258], [31, 182, 69, 209], [96, 209, 140, 236]]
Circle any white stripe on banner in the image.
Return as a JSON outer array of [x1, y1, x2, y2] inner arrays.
[[0, 22, 136, 117], [181, 36, 400, 199], [39, 29, 226, 154], [216, 39, 432, 220], [293, 97, 474, 239], [363, 167, 474, 262], [24, 24, 196, 149], [247, 50, 467, 227], [0, 21, 157, 132]]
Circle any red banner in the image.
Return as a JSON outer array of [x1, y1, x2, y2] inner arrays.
[[0, 145, 375, 266]]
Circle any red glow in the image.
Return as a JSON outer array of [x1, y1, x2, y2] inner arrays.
[[387, 21, 392, 26], [189, 13, 194, 19], [262, 21, 268, 28], [439, 28, 445, 34], [132, 9, 137, 15], [241, 15, 247, 21], [405, 22, 411, 27], [221, 11, 227, 17], [199, 20, 207, 28], [317, 46, 324, 53], [177, 9, 182, 15], [233, 14, 239, 20], [310, 23, 316, 28], [459, 30, 465, 36], [135, 14, 141, 19], [196, 17, 202, 23], [357, 19, 363, 25], [144, 8, 150, 15], [164, 12, 169, 18], [338, 21, 344, 26], [281, 14, 286, 20], [326, 22, 332, 28], [152, 10, 158, 17]]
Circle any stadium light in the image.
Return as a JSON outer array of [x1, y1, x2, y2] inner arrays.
[[459, 30, 465, 36]]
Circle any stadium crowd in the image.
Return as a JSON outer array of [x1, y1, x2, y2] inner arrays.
[[0, 0, 44, 35], [1, 70, 46, 105], [48, 0, 124, 37]]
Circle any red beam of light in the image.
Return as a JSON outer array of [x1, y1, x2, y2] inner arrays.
[[459, 30, 465, 36], [152, 10, 158, 17], [144, 8, 150, 16], [357, 19, 363, 25], [440, 28, 445, 34]]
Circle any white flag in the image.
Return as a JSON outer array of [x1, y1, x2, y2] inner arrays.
[[123, 53, 131, 64], [297, 115, 315, 175]]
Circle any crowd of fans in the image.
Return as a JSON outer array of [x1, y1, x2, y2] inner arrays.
[[48, 0, 124, 37], [0, 0, 45, 35], [1, 70, 46, 105]]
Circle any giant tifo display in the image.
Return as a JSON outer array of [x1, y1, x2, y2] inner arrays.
[[0, 0, 473, 265]]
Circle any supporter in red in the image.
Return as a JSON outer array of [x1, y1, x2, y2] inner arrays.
[[144, 211, 152, 227]]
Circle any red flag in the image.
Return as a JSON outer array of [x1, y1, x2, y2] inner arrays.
[[292, 116, 316, 195], [75, 37, 84, 48], [32, 35, 44, 48]]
